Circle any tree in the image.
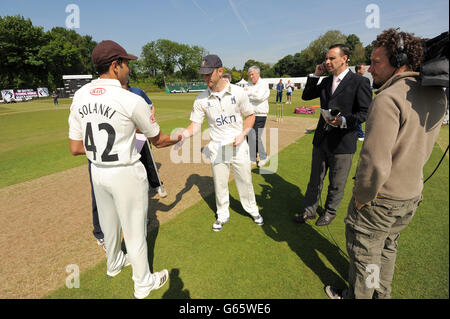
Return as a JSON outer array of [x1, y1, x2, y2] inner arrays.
[[273, 55, 295, 77], [140, 39, 206, 81], [350, 43, 367, 66], [175, 44, 206, 80], [0, 15, 46, 88], [129, 60, 147, 81], [141, 41, 162, 77], [345, 34, 366, 66], [0, 16, 96, 89], [293, 30, 348, 75], [364, 44, 373, 65], [242, 59, 274, 79], [345, 34, 361, 52], [38, 27, 97, 88]]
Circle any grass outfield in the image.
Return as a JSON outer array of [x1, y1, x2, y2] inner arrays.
[[0, 90, 318, 188], [45, 132, 449, 299], [1, 90, 448, 299]]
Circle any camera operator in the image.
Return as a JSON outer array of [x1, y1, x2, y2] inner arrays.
[[295, 44, 372, 226], [325, 29, 447, 299]]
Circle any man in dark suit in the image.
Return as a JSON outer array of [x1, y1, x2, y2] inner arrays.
[[294, 44, 372, 226]]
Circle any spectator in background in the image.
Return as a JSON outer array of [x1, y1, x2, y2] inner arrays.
[[355, 64, 367, 141], [52, 90, 58, 105], [285, 80, 294, 104], [276, 79, 284, 104], [245, 65, 270, 167]]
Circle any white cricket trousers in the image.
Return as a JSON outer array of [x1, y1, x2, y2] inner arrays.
[[211, 143, 259, 222], [91, 161, 155, 296]]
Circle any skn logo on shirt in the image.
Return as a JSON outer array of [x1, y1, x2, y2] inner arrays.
[[215, 114, 237, 127]]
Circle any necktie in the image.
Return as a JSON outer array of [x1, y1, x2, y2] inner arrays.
[[331, 77, 340, 94]]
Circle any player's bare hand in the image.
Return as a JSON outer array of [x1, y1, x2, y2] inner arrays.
[[233, 133, 245, 146], [172, 128, 186, 150]]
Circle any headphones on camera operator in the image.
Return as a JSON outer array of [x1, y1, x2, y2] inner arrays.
[[389, 33, 408, 69]]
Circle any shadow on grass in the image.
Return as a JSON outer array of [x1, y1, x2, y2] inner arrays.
[[229, 169, 348, 288], [146, 173, 214, 273], [162, 268, 191, 299]]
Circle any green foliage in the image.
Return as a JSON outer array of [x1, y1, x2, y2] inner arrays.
[[364, 44, 374, 65], [140, 39, 207, 81], [273, 55, 295, 77], [298, 30, 348, 75], [345, 33, 361, 52], [0, 15, 46, 88], [345, 34, 366, 65], [273, 31, 372, 77], [0, 15, 96, 89], [38, 27, 97, 88], [242, 59, 275, 79]]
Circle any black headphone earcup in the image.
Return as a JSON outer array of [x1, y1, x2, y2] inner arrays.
[[390, 33, 408, 68], [389, 52, 408, 68]]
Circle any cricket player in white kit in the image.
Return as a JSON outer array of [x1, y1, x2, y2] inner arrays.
[[178, 55, 263, 231], [68, 40, 180, 299]]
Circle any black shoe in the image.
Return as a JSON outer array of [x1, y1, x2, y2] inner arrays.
[[293, 213, 316, 224], [315, 212, 336, 226], [324, 285, 343, 299]]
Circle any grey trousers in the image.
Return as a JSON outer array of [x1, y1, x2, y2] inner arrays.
[[343, 195, 422, 299], [302, 141, 353, 216], [247, 116, 267, 162]]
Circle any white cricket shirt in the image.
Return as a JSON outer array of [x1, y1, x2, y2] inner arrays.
[[190, 83, 254, 162], [190, 83, 253, 142], [246, 77, 270, 116], [68, 78, 160, 166]]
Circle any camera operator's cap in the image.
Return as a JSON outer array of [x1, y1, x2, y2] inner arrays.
[[198, 54, 223, 74], [91, 40, 138, 67]]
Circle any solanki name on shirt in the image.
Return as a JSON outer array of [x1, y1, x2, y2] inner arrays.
[[77, 103, 117, 120]]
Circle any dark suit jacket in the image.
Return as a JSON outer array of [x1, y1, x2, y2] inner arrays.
[[302, 70, 372, 154]]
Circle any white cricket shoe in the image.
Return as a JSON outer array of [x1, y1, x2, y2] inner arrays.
[[212, 218, 229, 232], [157, 185, 168, 198], [253, 215, 264, 226], [107, 254, 131, 278], [134, 269, 169, 299]]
